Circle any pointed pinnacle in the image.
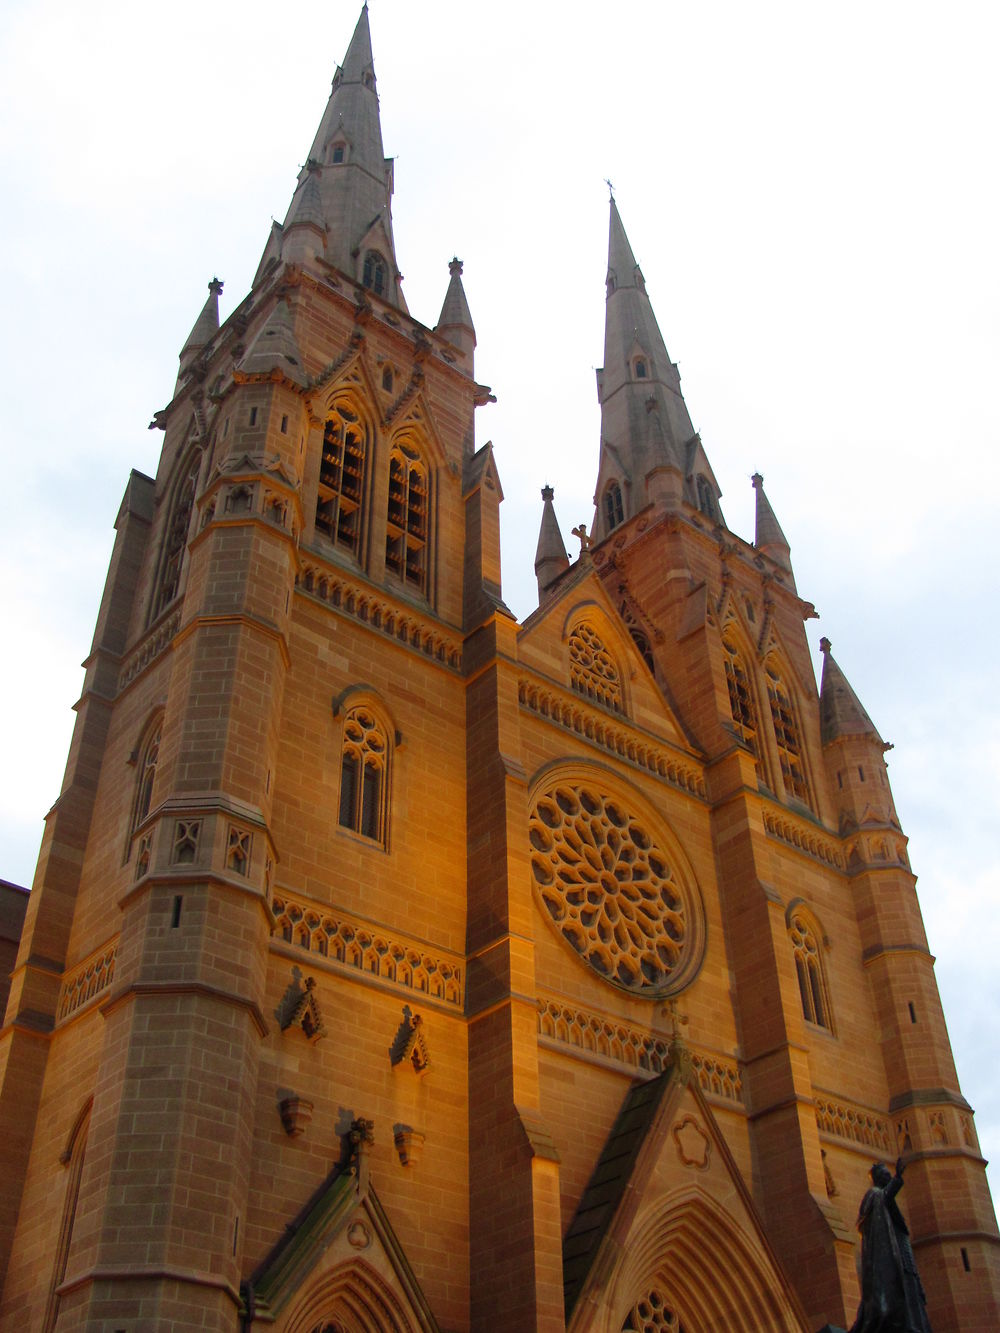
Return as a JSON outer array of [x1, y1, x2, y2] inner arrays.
[[819, 639, 884, 746]]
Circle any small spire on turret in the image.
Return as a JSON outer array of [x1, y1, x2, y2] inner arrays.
[[236, 299, 308, 388], [751, 472, 793, 580], [534, 485, 570, 599], [179, 277, 223, 364], [436, 257, 476, 367], [819, 638, 884, 747]]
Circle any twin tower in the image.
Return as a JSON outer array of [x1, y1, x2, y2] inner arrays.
[[1, 9, 996, 1332]]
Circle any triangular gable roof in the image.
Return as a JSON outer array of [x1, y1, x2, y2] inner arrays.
[[563, 1053, 809, 1333], [243, 1140, 439, 1331], [462, 440, 503, 502], [519, 560, 693, 752]]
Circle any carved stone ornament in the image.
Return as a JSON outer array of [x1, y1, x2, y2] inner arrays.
[[278, 972, 327, 1043], [389, 1006, 431, 1074], [393, 1125, 426, 1168], [672, 1114, 710, 1169], [279, 1096, 314, 1138]]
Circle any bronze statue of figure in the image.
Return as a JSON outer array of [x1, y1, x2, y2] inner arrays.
[[849, 1158, 932, 1332]]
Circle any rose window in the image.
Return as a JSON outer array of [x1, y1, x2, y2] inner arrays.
[[529, 783, 696, 995]]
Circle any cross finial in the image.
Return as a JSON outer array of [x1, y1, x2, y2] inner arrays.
[[605, 177, 615, 200], [571, 523, 592, 554]]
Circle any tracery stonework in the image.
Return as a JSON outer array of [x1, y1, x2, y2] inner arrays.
[[529, 782, 699, 995], [621, 1288, 683, 1331], [569, 621, 623, 711]]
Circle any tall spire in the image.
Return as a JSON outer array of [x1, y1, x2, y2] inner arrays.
[[818, 639, 883, 746], [179, 278, 222, 362], [592, 198, 722, 542], [261, 8, 405, 307]]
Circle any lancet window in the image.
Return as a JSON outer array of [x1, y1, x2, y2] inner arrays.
[[362, 250, 387, 297], [385, 442, 428, 593], [338, 706, 390, 846], [316, 402, 367, 557], [765, 658, 810, 805], [788, 908, 831, 1030], [604, 480, 624, 531], [154, 451, 201, 618], [125, 715, 162, 861], [568, 622, 623, 713], [722, 631, 760, 771]]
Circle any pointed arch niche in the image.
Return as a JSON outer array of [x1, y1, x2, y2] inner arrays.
[[281, 1258, 423, 1333], [124, 710, 163, 862], [42, 1098, 92, 1333], [151, 444, 203, 623], [315, 393, 373, 562], [598, 1190, 801, 1333]]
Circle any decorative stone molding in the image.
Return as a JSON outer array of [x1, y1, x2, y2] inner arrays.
[[271, 894, 463, 1009], [672, 1113, 711, 1169], [58, 940, 119, 1023], [536, 997, 743, 1103], [518, 679, 705, 798], [118, 608, 182, 691], [297, 560, 461, 670], [762, 808, 845, 870], [815, 1094, 892, 1152]]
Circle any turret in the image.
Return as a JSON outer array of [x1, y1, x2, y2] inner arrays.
[[751, 472, 793, 582], [533, 486, 569, 600], [819, 637, 897, 832], [436, 257, 476, 372], [176, 277, 222, 387]]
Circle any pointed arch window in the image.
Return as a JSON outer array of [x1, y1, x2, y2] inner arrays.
[[568, 621, 623, 713], [634, 358, 648, 379], [154, 451, 201, 618], [42, 1101, 91, 1333], [722, 632, 760, 770], [125, 714, 162, 862], [316, 403, 367, 557], [765, 658, 810, 805], [338, 706, 390, 846], [604, 481, 624, 532], [330, 141, 346, 164], [362, 250, 387, 298], [788, 908, 832, 1030], [385, 442, 428, 593], [696, 474, 719, 522]]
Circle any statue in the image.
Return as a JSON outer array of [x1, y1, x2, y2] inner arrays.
[[848, 1158, 932, 1332]]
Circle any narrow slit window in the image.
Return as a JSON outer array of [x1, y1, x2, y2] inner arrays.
[[788, 910, 831, 1030], [604, 480, 624, 531]]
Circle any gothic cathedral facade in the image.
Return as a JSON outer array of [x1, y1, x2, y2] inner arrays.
[[1, 10, 997, 1332]]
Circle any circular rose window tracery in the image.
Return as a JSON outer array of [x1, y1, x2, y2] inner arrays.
[[529, 782, 700, 996]]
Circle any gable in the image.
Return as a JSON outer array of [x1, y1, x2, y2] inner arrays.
[[564, 1055, 809, 1333], [243, 1134, 440, 1333], [518, 567, 692, 752]]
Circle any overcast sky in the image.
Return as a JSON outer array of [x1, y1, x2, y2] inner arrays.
[[1, 1, 997, 1207]]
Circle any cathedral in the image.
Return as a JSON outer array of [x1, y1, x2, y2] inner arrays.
[[1, 8, 998, 1331]]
